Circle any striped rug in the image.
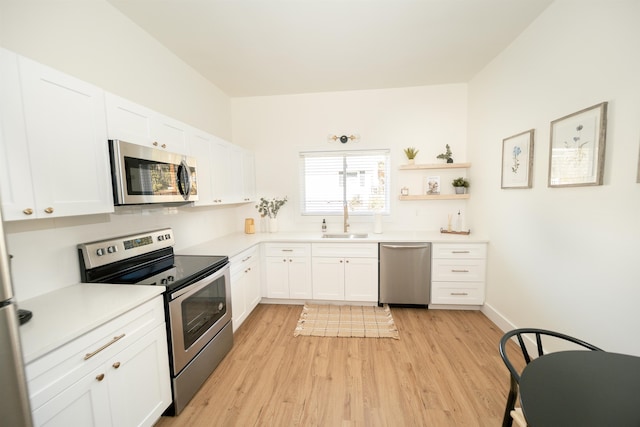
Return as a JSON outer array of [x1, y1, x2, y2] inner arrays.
[[293, 303, 399, 339]]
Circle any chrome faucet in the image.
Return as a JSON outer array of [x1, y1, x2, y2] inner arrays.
[[343, 203, 349, 233]]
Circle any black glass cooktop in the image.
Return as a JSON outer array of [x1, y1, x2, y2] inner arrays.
[[83, 250, 228, 293]]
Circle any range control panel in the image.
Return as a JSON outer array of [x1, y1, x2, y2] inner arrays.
[[78, 228, 174, 269]]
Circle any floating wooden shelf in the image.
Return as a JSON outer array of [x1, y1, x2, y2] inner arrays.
[[440, 228, 471, 235], [399, 194, 470, 201], [399, 162, 471, 170]]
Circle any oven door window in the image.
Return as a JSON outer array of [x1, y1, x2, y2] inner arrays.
[[180, 275, 227, 350]]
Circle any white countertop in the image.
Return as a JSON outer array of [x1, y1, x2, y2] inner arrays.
[[18, 283, 165, 364], [179, 231, 488, 258]]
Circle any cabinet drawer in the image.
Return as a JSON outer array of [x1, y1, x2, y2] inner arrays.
[[264, 243, 310, 257], [431, 282, 484, 305], [432, 259, 486, 282], [312, 243, 378, 258], [230, 245, 260, 276], [26, 296, 165, 410], [432, 243, 486, 259]]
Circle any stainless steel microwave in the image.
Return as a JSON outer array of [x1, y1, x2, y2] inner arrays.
[[109, 139, 198, 205]]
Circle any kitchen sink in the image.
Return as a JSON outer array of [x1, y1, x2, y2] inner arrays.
[[322, 233, 369, 239]]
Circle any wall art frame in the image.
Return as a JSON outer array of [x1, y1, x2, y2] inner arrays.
[[425, 176, 440, 195], [548, 102, 607, 187], [501, 129, 534, 189]]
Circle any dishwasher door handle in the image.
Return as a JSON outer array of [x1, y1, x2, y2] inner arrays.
[[381, 244, 430, 249]]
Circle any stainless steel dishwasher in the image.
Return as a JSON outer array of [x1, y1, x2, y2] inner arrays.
[[379, 242, 431, 306]]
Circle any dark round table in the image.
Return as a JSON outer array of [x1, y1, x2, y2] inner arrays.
[[519, 350, 640, 427]]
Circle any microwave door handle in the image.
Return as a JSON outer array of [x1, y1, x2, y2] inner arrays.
[[177, 160, 191, 200]]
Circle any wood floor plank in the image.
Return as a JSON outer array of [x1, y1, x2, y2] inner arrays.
[[155, 304, 515, 427]]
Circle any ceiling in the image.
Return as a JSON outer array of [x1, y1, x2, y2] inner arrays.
[[108, 0, 553, 97]]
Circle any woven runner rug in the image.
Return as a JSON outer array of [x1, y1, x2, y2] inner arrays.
[[293, 304, 399, 339]]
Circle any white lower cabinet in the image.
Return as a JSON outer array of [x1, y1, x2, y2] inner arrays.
[[431, 243, 487, 305], [26, 296, 171, 427], [311, 243, 378, 302], [264, 243, 312, 299], [230, 245, 261, 331]]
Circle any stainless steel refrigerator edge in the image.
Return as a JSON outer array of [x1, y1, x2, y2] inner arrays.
[[0, 209, 34, 426], [379, 243, 431, 306]]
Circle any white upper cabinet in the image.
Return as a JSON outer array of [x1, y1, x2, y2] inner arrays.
[[0, 49, 113, 221], [242, 150, 256, 203], [105, 93, 187, 154], [228, 145, 256, 204], [188, 133, 255, 206]]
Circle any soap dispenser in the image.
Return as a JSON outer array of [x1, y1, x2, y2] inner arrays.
[[322, 219, 327, 233]]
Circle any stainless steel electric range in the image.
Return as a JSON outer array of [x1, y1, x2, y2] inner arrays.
[[78, 228, 232, 415]]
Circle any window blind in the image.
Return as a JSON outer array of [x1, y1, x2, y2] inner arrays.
[[299, 149, 390, 215]]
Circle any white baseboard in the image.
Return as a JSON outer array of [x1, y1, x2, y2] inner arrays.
[[481, 302, 518, 333]]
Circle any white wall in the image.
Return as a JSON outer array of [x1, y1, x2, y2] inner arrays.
[[0, 0, 232, 140], [232, 85, 470, 233], [0, 1, 243, 301], [469, 0, 640, 355]]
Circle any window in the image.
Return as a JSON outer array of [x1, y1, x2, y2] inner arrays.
[[299, 150, 390, 215]]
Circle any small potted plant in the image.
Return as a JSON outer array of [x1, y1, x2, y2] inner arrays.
[[436, 144, 453, 163], [256, 196, 288, 232], [403, 147, 419, 165], [452, 177, 469, 194]]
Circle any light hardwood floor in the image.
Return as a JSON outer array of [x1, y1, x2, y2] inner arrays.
[[155, 304, 516, 427]]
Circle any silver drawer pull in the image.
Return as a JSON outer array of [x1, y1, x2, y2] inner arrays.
[[451, 269, 470, 273], [241, 255, 252, 262], [84, 334, 125, 360], [281, 249, 293, 252], [452, 250, 470, 254], [451, 292, 469, 296]]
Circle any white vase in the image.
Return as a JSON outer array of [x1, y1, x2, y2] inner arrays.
[[269, 217, 278, 233], [455, 187, 466, 194]]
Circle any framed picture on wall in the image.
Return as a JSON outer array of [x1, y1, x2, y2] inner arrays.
[[501, 129, 534, 189], [637, 144, 640, 183], [425, 176, 440, 195], [548, 102, 608, 187]]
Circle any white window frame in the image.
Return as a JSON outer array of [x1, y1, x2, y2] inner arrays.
[[299, 149, 390, 216]]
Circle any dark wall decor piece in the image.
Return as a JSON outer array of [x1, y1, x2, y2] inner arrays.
[[548, 102, 607, 187]]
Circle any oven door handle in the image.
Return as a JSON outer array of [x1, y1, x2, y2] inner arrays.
[[170, 263, 229, 300], [177, 160, 191, 200]]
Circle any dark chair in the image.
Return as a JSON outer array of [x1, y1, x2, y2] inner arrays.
[[498, 328, 603, 427]]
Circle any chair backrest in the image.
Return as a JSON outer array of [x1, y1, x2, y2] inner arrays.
[[499, 328, 603, 383]]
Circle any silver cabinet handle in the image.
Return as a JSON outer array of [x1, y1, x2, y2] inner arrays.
[[281, 249, 293, 252], [84, 334, 125, 360], [452, 250, 470, 254], [451, 269, 470, 273], [451, 292, 469, 296], [382, 244, 430, 249]]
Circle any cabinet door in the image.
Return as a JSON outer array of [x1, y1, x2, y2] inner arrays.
[[0, 49, 36, 220], [288, 257, 313, 300], [105, 92, 186, 153], [105, 92, 153, 144], [107, 325, 172, 427], [210, 138, 231, 203], [312, 257, 345, 300], [245, 256, 262, 311], [344, 258, 378, 302], [18, 56, 113, 219], [150, 114, 187, 154], [188, 131, 214, 206], [265, 257, 290, 298], [32, 366, 111, 427], [241, 149, 256, 202], [231, 268, 248, 330], [228, 146, 244, 204]]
